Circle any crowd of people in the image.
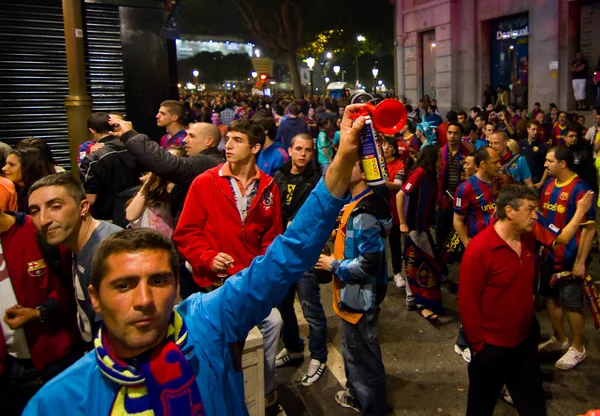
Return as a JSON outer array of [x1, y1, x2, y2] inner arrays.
[[1, 88, 599, 416]]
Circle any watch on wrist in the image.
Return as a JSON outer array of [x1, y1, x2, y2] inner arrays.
[[36, 305, 49, 323]]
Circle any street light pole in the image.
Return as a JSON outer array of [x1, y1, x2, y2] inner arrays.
[[372, 67, 379, 94], [333, 65, 340, 81], [306, 57, 315, 95]]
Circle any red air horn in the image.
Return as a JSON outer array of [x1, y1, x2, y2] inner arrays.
[[349, 97, 408, 185]]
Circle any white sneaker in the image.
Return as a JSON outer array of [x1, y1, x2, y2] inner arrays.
[[538, 336, 569, 353], [301, 359, 326, 386], [454, 344, 471, 363], [275, 348, 304, 368], [394, 273, 406, 288], [555, 346, 586, 370]]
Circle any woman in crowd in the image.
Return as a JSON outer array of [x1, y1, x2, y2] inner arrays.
[[2, 147, 55, 211], [125, 146, 185, 238], [16, 138, 65, 173], [396, 145, 444, 322], [415, 121, 437, 150], [382, 136, 406, 288]]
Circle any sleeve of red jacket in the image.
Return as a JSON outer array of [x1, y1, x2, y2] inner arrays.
[[458, 243, 488, 353], [173, 174, 220, 272], [260, 185, 283, 254]]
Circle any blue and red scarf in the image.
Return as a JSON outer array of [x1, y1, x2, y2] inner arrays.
[[437, 143, 468, 206], [95, 311, 204, 416]]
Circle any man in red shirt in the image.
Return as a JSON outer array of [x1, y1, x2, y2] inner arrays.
[[173, 119, 284, 413], [459, 185, 593, 416]]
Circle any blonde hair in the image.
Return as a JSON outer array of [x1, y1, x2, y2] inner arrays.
[[507, 139, 519, 155]]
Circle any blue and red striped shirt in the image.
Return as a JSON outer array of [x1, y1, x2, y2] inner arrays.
[[454, 175, 495, 238], [402, 167, 437, 232], [539, 174, 596, 270], [160, 129, 187, 150], [551, 123, 568, 147]]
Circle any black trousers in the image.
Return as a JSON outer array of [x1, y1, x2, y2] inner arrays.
[[388, 224, 403, 275], [467, 320, 546, 416]]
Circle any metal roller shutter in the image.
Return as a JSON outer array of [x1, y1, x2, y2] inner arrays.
[[83, 3, 126, 115], [0, 1, 70, 167], [0, 1, 126, 171]]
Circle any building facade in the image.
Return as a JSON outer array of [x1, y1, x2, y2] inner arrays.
[[393, 0, 600, 113]]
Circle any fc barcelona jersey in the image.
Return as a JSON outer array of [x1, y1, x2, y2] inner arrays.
[[539, 174, 595, 270], [454, 175, 495, 238], [551, 123, 568, 147]]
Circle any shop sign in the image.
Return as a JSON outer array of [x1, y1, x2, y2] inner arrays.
[[496, 26, 529, 40]]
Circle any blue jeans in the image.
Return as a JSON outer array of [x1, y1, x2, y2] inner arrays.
[[277, 271, 328, 362], [342, 308, 387, 415]]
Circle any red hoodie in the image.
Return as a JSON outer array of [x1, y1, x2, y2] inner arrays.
[[174, 164, 282, 287], [0, 216, 81, 376]]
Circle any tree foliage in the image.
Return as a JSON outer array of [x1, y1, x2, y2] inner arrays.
[[178, 0, 394, 96]]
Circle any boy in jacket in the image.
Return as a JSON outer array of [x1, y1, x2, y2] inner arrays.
[[273, 133, 327, 386], [316, 161, 392, 415], [173, 119, 284, 413], [24, 103, 369, 416]]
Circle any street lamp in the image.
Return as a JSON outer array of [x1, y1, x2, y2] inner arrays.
[[324, 76, 329, 84], [356, 35, 366, 42], [372, 67, 379, 93], [254, 49, 261, 58], [192, 69, 199, 77], [333, 65, 340, 81], [306, 56, 315, 95], [326, 51, 332, 59], [251, 71, 258, 78]]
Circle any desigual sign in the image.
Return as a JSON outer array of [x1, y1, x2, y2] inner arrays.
[[496, 26, 529, 40]]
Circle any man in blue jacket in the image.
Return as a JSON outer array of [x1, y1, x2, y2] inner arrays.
[[22, 104, 366, 416]]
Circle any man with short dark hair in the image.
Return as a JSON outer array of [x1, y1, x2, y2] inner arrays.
[[273, 133, 327, 386], [28, 174, 122, 345], [551, 111, 569, 147], [78, 113, 142, 225], [275, 103, 309, 148], [157, 100, 187, 150], [518, 120, 548, 186], [564, 124, 598, 194], [254, 115, 289, 176], [436, 122, 471, 252], [211, 111, 228, 148], [460, 184, 593, 415], [457, 111, 467, 125], [570, 51, 588, 111], [23, 104, 369, 416], [538, 146, 596, 370], [173, 118, 285, 413]]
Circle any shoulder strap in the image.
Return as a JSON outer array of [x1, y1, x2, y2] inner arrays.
[[500, 154, 521, 172]]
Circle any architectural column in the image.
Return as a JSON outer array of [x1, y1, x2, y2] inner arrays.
[[62, 0, 92, 176]]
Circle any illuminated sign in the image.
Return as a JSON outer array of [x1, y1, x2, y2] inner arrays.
[[496, 26, 529, 40]]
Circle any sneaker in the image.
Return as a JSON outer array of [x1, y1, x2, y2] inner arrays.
[[301, 359, 326, 386], [394, 273, 406, 288], [555, 346, 586, 370], [275, 348, 304, 367], [335, 390, 360, 413], [454, 344, 471, 363], [538, 336, 569, 353]]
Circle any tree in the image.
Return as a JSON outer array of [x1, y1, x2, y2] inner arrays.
[[178, 0, 394, 98]]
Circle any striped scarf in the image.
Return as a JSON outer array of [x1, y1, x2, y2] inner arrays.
[[95, 311, 204, 416]]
